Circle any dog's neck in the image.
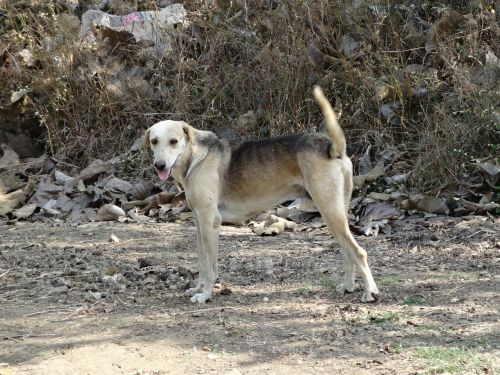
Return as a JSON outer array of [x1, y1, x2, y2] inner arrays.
[[171, 144, 192, 186]]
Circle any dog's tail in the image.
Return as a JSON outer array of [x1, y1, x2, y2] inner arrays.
[[313, 86, 346, 158]]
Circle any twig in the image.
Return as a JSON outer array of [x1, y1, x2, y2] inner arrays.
[[169, 305, 282, 316], [22, 307, 73, 318], [1, 333, 58, 342], [466, 230, 484, 239], [0, 270, 10, 279]]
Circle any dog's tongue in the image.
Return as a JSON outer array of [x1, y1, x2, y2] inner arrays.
[[157, 168, 171, 181]]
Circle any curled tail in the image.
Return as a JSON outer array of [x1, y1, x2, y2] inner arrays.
[[313, 86, 346, 158]]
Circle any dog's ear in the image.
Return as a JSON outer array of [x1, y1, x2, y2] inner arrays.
[[182, 122, 196, 143], [143, 128, 151, 149]]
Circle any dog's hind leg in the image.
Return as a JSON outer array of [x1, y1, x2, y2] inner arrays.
[[337, 170, 356, 294], [304, 164, 379, 302], [338, 249, 356, 293]]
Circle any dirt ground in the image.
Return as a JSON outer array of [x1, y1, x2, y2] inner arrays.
[[0, 215, 498, 375]]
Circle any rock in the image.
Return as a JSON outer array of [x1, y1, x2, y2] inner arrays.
[[138, 257, 162, 268], [109, 234, 120, 243], [143, 275, 157, 285]]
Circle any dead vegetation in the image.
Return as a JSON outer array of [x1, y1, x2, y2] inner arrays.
[[1, 0, 499, 228], [0, 0, 498, 190]]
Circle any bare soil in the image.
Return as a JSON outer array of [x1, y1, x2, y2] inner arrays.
[[0, 216, 498, 375]]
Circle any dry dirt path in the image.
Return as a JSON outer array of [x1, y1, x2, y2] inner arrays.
[[0, 216, 498, 375]]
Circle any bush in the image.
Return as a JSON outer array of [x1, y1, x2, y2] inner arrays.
[[0, 0, 498, 189]]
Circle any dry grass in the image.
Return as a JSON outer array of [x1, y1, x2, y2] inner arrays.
[[0, 0, 498, 189]]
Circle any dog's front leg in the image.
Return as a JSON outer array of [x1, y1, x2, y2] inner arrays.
[[189, 204, 221, 304], [185, 216, 205, 297]]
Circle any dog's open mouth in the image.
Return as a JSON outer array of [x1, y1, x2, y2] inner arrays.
[[156, 168, 171, 181]]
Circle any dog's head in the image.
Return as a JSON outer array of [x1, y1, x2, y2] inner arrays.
[[143, 120, 194, 181]]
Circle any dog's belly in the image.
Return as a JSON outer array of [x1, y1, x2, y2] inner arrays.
[[218, 183, 305, 222]]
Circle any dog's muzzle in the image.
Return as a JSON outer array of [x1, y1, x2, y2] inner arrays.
[[154, 160, 171, 181]]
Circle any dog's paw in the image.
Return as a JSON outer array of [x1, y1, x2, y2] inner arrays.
[[190, 292, 212, 304], [361, 291, 380, 303], [336, 283, 355, 294], [185, 286, 202, 296]]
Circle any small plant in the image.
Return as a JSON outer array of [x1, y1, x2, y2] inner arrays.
[[379, 273, 403, 286], [296, 281, 318, 295], [413, 346, 493, 374], [403, 294, 427, 305], [432, 271, 478, 282], [370, 311, 405, 324], [391, 341, 406, 354]]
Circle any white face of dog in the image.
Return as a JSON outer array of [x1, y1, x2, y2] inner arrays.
[[144, 120, 188, 181]]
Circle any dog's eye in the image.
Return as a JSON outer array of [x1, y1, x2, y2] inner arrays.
[[151, 138, 158, 145], [170, 139, 178, 145]]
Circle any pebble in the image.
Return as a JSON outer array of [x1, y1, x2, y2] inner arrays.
[[109, 234, 120, 243]]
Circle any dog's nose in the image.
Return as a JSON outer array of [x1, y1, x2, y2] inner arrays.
[[154, 160, 166, 170]]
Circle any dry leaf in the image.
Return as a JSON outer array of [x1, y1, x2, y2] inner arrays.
[[0, 178, 36, 215], [410, 194, 449, 215], [359, 145, 373, 175], [54, 169, 75, 185], [287, 197, 318, 213], [0, 171, 24, 193], [13, 203, 37, 219], [105, 176, 133, 194], [97, 204, 126, 221], [0, 144, 20, 170], [30, 182, 66, 207], [131, 180, 154, 200], [368, 192, 391, 201], [430, 10, 463, 44], [79, 159, 110, 182], [475, 160, 500, 176], [359, 202, 400, 225], [10, 88, 29, 104]]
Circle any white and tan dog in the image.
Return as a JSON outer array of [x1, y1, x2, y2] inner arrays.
[[144, 87, 379, 304]]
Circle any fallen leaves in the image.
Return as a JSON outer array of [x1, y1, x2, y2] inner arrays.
[[97, 204, 126, 221], [0, 178, 36, 215]]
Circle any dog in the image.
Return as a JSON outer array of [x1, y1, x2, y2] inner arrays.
[[143, 87, 379, 304]]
